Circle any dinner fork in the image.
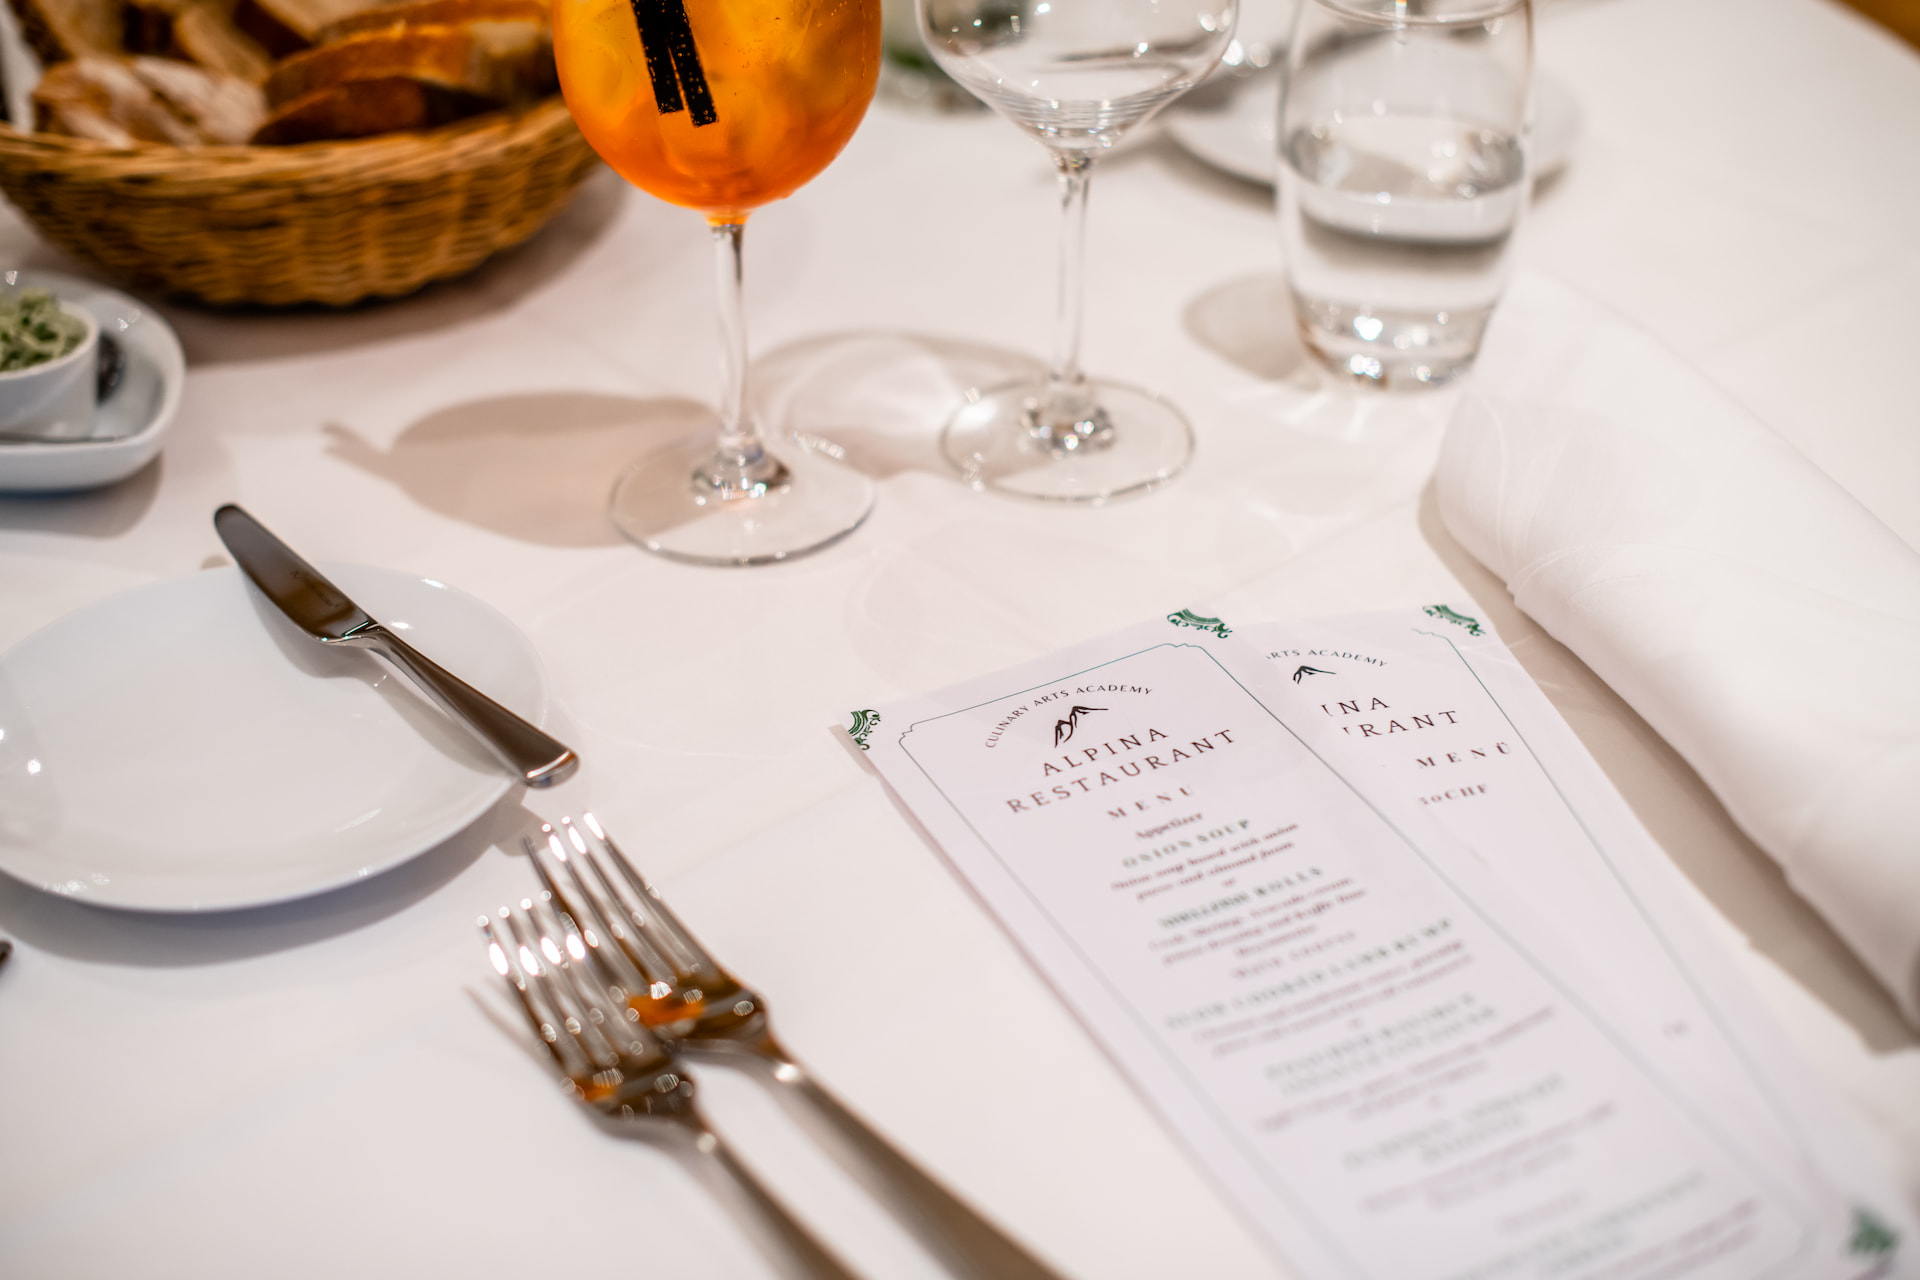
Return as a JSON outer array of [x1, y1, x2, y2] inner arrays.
[[482, 896, 863, 1280], [526, 815, 1068, 1280]]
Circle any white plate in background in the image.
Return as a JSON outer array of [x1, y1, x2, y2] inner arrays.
[[0, 565, 548, 910], [1167, 69, 1583, 189]]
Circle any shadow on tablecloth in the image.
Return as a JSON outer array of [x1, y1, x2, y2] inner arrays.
[[320, 333, 1047, 548], [0, 788, 541, 965], [0, 453, 163, 537], [324, 393, 711, 548], [1184, 270, 1316, 386], [158, 171, 631, 369]]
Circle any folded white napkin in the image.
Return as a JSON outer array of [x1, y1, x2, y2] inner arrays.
[[1436, 272, 1920, 1025]]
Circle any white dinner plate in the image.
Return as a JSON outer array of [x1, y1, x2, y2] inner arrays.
[[1165, 69, 1582, 189], [0, 269, 185, 492], [0, 564, 549, 911]]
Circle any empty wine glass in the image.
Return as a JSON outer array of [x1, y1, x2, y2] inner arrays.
[[554, 0, 881, 564], [918, 0, 1237, 502]]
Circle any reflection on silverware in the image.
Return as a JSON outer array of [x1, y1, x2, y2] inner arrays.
[[213, 503, 579, 788], [0, 938, 11, 969], [524, 815, 1068, 1280], [482, 899, 863, 1280]]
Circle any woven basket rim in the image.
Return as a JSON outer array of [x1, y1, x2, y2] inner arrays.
[[0, 94, 579, 184], [0, 91, 602, 305]]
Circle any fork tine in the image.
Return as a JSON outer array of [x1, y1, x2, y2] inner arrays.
[[481, 901, 866, 1279], [527, 892, 665, 1068], [558, 818, 693, 975], [530, 830, 707, 1034], [525, 832, 654, 1000], [505, 897, 622, 1075], [533, 825, 681, 995], [490, 898, 702, 1119], [484, 905, 601, 1082], [573, 813, 724, 982], [539, 815, 1067, 1280], [481, 910, 572, 1072]]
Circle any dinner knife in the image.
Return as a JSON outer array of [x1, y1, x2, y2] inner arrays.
[[213, 503, 579, 789]]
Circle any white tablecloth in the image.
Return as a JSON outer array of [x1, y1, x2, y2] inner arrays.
[[2, 0, 1916, 1274]]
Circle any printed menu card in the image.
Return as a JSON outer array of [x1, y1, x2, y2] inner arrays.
[[852, 605, 1908, 1280]]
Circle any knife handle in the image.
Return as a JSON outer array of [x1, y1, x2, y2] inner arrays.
[[354, 625, 579, 789]]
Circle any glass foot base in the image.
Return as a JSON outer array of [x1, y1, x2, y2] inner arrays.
[[610, 432, 874, 566], [1292, 294, 1495, 389], [941, 379, 1193, 503]]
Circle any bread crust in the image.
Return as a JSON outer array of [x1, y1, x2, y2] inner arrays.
[[32, 52, 265, 144], [10, 0, 125, 62], [13, 0, 555, 146], [174, 5, 275, 79], [316, 0, 543, 42], [249, 72, 495, 141], [262, 19, 552, 110]]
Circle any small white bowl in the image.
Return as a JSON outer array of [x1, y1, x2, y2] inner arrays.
[[0, 301, 100, 442]]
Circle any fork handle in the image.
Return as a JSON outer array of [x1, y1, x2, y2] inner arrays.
[[762, 1051, 1069, 1280], [693, 1128, 866, 1280]]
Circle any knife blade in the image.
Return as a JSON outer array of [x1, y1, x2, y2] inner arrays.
[[214, 503, 579, 789]]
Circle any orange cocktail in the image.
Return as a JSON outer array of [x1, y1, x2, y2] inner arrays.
[[551, 0, 880, 565], [554, 0, 879, 223]]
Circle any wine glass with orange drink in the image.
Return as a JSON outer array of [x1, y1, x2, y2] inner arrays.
[[554, 0, 880, 563]]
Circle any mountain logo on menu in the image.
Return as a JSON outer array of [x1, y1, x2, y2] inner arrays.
[[983, 682, 1152, 750], [1054, 705, 1106, 746]]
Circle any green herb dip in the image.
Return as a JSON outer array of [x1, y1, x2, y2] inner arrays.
[[0, 288, 88, 372]]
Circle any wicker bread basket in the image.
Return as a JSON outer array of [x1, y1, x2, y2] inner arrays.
[[0, 95, 602, 307]]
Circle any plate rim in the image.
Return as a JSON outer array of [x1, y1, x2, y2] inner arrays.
[[1165, 67, 1582, 188], [0, 563, 547, 913]]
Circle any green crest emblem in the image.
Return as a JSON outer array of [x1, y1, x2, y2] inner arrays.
[[1167, 609, 1231, 639], [1849, 1206, 1899, 1258], [847, 709, 880, 750], [1423, 604, 1485, 637]]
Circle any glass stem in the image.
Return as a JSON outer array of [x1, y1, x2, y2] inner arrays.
[[1025, 150, 1108, 449], [1048, 152, 1094, 402], [702, 220, 786, 495]]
